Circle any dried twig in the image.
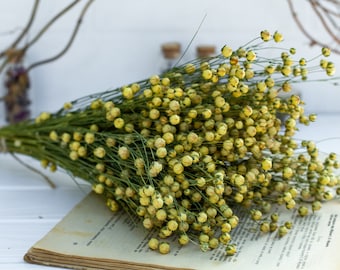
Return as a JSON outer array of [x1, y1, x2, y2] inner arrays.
[[28, 0, 95, 71], [0, 0, 40, 59], [22, 0, 81, 53], [287, 0, 340, 54]]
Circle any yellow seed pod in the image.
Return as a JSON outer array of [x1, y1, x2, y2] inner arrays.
[[83, 132, 94, 144], [156, 147, 168, 158], [113, 118, 125, 129], [152, 96, 162, 107], [322, 47, 331, 57], [154, 137, 166, 148], [205, 131, 215, 142], [273, 31, 283, 42], [149, 109, 160, 120], [244, 68, 254, 80], [221, 45, 233, 58], [149, 75, 160, 85], [62, 101, 73, 111], [92, 183, 104, 194], [104, 137, 115, 148], [246, 50, 256, 62], [185, 63, 196, 74], [160, 77, 170, 86], [299, 58, 307, 66], [93, 147, 106, 158], [90, 99, 102, 110], [72, 131, 82, 142], [163, 132, 174, 144], [251, 209, 263, 221], [217, 66, 227, 77], [219, 232, 231, 245], [256, 81, 267, 92], [326, 63, 336, 76], [155, 209, 167, 221], [261, 158, 272, 171], [201, 108, 212, 119], [174, 87, 184, 97], [169, 100, 180, 111], [298, 206, 309, 217], [69, 141, 80, 151], [152, 196, 164, 209], [235, 68, 245, 79], [148, 238, 159, 250], [265, 77, 275, 88], [260, 30, 271, 41], [202, 69, 213, 80], [178, 234, 190, 245], [40, 112, 51, 121], [173, 162, 184, 175], [143, 88, 153, 98], [49, 131, 58, 142], [169, 114, 181, 125], [40, 159, 49, 168], [122, 87, 134, 99], [323, 191, 333, 200], [159, 242, 170, 254], [118, 146, 130, 160], [77, 146, 87, 157], [60, 133, 71, 144], [320, 59, 328, 69], [281, 65, 292, 76], [181, 155, 193, 167], [152, 84, 162, 95], [265, 65, 275, 74], [214, 96, 226, 108]]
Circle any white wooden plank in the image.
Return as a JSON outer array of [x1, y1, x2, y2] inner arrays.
[[0, 221, 68, 269], [0, 188, 90, 220], [0, 154, 89, 189]]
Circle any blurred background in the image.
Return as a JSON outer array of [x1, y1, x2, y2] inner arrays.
[[0, 0, 339, 125]]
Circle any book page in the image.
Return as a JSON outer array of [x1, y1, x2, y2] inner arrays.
[[26, 192, 340, 270]]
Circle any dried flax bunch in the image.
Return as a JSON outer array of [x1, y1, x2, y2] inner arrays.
[[0, 30, 338, 256]]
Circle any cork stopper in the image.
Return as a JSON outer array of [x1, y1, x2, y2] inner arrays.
[[161, 42, 181, 59], [196, 45, 216, 58]]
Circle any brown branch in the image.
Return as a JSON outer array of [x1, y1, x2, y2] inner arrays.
[[314, 0, 340, 31], [10, 153, 56, 189], [22, 0, 81, 53], [0, 0, 40, 59], [27, 0, 95, 72], [310, 0, 340, 43], [287, 0, 340, 54]]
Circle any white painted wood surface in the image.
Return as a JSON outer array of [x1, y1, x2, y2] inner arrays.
[[1, 114, 340, 269]]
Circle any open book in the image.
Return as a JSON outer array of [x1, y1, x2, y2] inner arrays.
[[25, 191, 340, 270]]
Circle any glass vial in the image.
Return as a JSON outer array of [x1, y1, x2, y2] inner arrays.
[[160, 42, 181, 73]]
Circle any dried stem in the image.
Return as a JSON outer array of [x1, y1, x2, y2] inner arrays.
[[310, 0, 340, 44], [22, 0, 81, 53], [287, 0, 340, 54], [10, 153, 56, 189], [0, 0, 40, 59], [27, 0, 95, 71]]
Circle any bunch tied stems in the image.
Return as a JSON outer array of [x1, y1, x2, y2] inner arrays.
[[0, 30, 339, 256]]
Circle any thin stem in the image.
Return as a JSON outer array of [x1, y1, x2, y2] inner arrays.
[[10, 153, 56, 189], [310, 0, 340, 43], [174, 13, 207, 67], [22, 0, 81, 52], [287, 0, 340, 54], [27, 0, 94, 71], [0, 0, 40, 59]]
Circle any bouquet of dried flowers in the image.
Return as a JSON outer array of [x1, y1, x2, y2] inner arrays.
[[0, 30, 338, 256]]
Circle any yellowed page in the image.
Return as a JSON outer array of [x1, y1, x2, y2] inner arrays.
[[26, 192, 340, 270]]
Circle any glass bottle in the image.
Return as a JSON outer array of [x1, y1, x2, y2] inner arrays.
[[160, 42, 181, 73], [196, 45, 216, 59]]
